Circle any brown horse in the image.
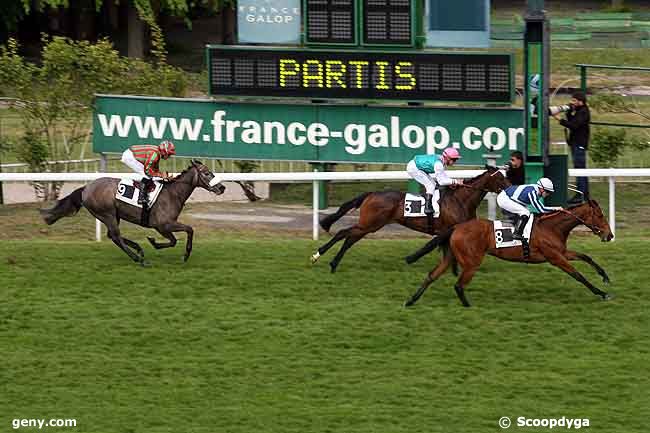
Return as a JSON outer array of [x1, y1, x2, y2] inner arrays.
[[311, 166, 509, 273], [404, 200, 614, 307], [40, 160, 226, 265]]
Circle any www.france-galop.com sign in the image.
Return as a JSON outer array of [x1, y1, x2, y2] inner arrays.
[[93, 95, 523, 165]]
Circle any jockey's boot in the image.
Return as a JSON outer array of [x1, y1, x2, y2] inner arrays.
[[512, 215, 529, 241], [424, 193, 434, 215], [138, 178, 151, 207]]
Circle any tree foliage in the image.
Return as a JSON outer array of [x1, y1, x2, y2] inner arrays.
[[0, 36, 187, 199], [589, 94, 650, 167], [2, 0, 229, 38]]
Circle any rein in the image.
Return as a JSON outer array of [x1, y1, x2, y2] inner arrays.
[[458, 182, 503, 194], [171, 167, 199, 186], [541, 207, 601, 235]]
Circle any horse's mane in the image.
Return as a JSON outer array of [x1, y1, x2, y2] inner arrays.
[[567, 199, 598, 210], [173, 161, 203, 179], [463, 169, 491, 185], [438, 168, 495, 200]]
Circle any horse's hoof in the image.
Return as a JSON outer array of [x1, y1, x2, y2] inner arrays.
[[404, 299, 415, 308], [601, 293, 615, 301], [183, 254, 190, 263], [603, 276, 611, 285], [140, 260, 151, 268], [329, 262, 337, 273], [310, 251, 320, 264]]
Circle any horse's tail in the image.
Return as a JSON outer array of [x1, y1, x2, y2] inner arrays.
[[320, 192, 371, 233], [405, 227, 455, 264], [40, 187, 85, 225]]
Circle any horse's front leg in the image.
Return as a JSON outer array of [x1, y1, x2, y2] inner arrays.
[[565, 250, 610, 284], [147, 230, 178, 250], [160, 222, 194, 262], [546, 252, 612, 301]]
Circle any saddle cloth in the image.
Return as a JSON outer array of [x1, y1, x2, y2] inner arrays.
[[404, 193, 440, 218], [115, 179, 164, 208], [493, 216, 534, 248]]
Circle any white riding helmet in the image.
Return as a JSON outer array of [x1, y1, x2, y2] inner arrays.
[[529, 74, 540, 94], [536, 177, 555, 193]]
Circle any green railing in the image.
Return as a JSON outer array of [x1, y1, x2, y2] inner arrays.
[[577, 63, 650, 129]]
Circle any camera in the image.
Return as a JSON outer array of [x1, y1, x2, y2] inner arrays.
[[548, 104, 575, 116]]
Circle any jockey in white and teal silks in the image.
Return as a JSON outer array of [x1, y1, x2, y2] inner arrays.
[[406, 148, 463, 215]]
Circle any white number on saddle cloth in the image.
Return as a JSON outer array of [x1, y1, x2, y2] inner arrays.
[[493, 217, 534, 248], [115, 179, 164, 208]]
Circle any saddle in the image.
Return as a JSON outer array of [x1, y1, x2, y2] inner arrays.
[[404, 193, 440, 218], [493, 217, 535, 259], [115, 179, 164, 211]]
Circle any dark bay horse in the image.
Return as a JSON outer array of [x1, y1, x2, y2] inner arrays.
[[311, 166, 509, 273], [404, 200, 614, 307], [40, 160, 226, 265]]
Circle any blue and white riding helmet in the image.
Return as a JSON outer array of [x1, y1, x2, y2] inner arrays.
[[536, 177, 554, 193]]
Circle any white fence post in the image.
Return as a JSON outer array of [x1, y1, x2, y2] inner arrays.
[[609, 176, 616, 240], [483, 153, 500, 220], [312, 174, 319, 241], [96, 154, 108, 242]]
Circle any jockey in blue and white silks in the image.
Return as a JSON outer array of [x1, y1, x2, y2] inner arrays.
[[497, 177, 562, 240], [406, 148, 463, 215]]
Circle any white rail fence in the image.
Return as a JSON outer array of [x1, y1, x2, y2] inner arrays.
[[1, 168, 649, 241]]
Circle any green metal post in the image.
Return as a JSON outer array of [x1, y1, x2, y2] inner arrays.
[[580, 65, 587, 94], [310, 163, 329, 210], [414, 0, 426, 49], [524, 0, 549, 182], [407, 179, 421, 194]]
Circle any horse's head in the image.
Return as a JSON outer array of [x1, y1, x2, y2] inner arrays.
[[468, 165, 510, 193], [190, 159, 226, 195], [570, 199, 614, 242]]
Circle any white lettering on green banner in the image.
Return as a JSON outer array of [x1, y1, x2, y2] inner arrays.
[[94, 95, 523, 165]]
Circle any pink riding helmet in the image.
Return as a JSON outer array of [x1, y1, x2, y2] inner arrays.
[[442, 148, 461, 162]]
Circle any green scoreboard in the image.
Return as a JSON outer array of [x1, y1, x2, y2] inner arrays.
[[304, 0, 416, 46]]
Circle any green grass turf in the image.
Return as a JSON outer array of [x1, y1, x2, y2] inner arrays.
[[1, 234, 649, 433]]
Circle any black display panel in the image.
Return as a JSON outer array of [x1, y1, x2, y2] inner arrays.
[[208, 47, 513, 102], [363, 0, 412, 45], [305, 0, 356, 44]]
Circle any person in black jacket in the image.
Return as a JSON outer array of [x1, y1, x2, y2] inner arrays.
[[500, 151, 526, 222], [506, 151, 525, 185], [552, 91, 590, 203]]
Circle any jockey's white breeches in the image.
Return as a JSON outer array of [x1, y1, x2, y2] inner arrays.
[[407, 160, 437, 195], [121, 149, 146, 177], [497, 191, 531, 217], [407, 159, 440, 214]]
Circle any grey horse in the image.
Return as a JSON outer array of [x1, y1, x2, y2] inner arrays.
[[40, 159, 226, 265]]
